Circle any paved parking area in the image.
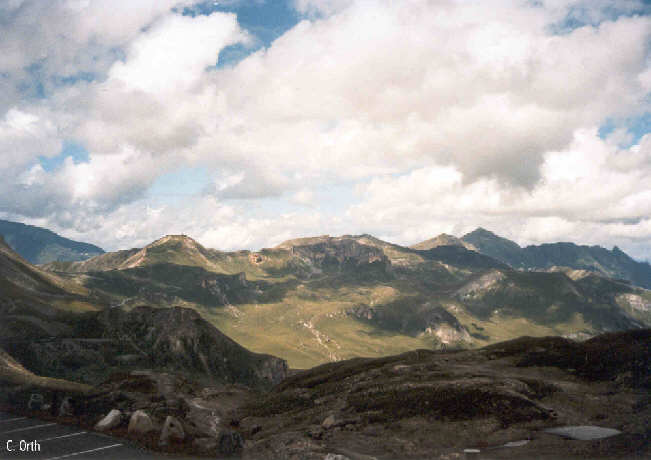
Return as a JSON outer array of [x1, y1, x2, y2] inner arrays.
[[0, 412, 194, 460]]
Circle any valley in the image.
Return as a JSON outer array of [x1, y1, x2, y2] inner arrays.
[[11, 228, 650, 369], [0, 224, 649, 459]]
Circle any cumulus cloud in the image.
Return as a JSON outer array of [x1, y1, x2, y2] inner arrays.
[[349, 129, 651, 259], [0, 0, 649, 259], [0, 108, 61, 169]]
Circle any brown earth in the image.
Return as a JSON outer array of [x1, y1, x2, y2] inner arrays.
[[0, 330, 648, 459]]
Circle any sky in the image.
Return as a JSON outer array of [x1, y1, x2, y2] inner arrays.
[[0, 0, 650, 261]]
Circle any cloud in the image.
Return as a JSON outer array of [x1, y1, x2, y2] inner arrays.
[[0, 0, 649, 260], [292, 0, 353, 17], [109, 12, 248, 94], [207, 169, 289, 199], [348, 129, 651, 259], [0, 108, 61, 169]]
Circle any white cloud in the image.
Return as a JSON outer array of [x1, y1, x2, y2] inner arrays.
[[292, 0, 353, 17], [0, 108, 62, 169], [109, 12, 248, 94], [0, 0, 649, 260], [349, 129, 651, 259], [291, 188, 315, 206]]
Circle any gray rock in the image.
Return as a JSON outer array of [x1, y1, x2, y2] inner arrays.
[[503, 440, 530, 447], [59, 396, 74, 417], [218, 430, 244, 455], [160, 416, 185, 445], [324, 454, 351, 460], [27, 393, 43, 410], [95, 409, 122, 431], [127, 410, 154, 435], [544, 426, 622, 440], [193, 437, 217, 453], [322, 414, 337, 429], [185, 408, 221, 437]]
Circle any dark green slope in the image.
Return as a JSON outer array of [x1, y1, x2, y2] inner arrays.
[[461, 228, 651, 289], [0, 219, 104, 264]]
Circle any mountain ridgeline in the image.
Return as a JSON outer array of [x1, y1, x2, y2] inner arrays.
[[461, 227, 651, 289], [33, 231, 651, 369], [0, 219, 104, 264], [0, 231, 649, 459]]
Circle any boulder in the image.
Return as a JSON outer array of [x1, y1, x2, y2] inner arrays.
[[185, 409, 221, 437], [193, 437, 217, 453], [160, 416, 185, 446], [59, 396, 74, 417], [322, 414, 337, 429], [95, 409, 122, 431], [218, 430, 244, 456], [127, 410, 154, 435], [27, 393, 43, 410], [324, 455, 351, 460]]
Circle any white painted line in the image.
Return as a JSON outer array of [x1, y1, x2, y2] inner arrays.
[[2, 422, 57, 434], [37, 431, 87, 443], [0, 416, 27, 424], [43, 443, 123, 460]]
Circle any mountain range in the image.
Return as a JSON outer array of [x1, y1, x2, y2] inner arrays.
[[11, 228, 644, 369], [0, 225, 648, 458], [0, 219, 649, 370], [461, 227, 651, 289], [0, 219, 104, 264]]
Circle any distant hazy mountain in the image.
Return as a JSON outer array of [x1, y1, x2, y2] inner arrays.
[[460, 227, 651, 289], [0, 219, 104, 264]]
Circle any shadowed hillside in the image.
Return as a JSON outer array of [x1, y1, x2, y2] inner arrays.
[[0, 219, 104, 264], [459, 227, 651, 289]]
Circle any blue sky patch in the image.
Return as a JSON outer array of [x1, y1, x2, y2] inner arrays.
[[39, 141, 90, 172], [147, 167, 213, 205], [181, 0, 300, 67]]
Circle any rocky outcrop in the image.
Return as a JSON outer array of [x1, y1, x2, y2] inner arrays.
[[237, 329, 650, 460], [160, 415, 185, 445], [6, 306, 287, 388], [84, 306, 288, 388], [95, 409, 122, 431], [348, 301, 468, 340], [280, 236, 391, 274], [128, 410, 154, 435]]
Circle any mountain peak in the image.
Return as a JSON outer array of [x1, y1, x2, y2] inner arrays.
[[410, 233, 476, 251], [275, 235, 333, 249], [466, 227, 497, 237], [148, 234, 202, 249]]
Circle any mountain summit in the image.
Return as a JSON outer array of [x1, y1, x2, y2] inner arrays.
[[460, 228, 651, 289], [410, 233, 477, 251]]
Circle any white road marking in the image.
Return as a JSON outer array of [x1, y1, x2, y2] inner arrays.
[[0, 416, 27, 424], [43, 443, 123, 460], [36, 431, 87, 442], [2, 422, 57, 434]]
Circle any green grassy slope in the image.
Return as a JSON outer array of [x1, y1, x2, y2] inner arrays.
[[42, 234, 650, 369]]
